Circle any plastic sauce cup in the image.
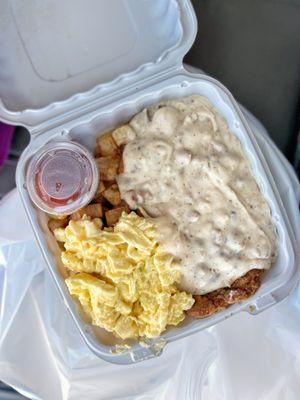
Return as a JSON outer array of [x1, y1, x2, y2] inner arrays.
[[26, 140, 99, 216]]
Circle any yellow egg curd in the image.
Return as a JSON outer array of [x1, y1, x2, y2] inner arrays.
[[54, 212, 194, 340]]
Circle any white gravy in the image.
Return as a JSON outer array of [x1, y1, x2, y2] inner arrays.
[[117, 95, 277, 295]]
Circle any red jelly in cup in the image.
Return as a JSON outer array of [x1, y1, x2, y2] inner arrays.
[[26, 140, 99, 215]]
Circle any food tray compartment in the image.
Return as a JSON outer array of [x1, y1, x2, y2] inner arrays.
[[16, 72, 298, 364]]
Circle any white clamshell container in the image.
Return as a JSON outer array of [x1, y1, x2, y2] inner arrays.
[[0, 0, 299, 364]]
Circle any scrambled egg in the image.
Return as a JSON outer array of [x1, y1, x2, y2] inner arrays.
[[54, 212, 194, 339]]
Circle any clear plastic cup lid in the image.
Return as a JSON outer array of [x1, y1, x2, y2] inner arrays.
[[26, 140, 99, 215]]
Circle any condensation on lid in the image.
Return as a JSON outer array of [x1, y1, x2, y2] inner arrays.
[[0, 0, 197, 127]]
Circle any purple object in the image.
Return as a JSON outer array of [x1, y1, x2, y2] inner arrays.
[[0, 123, 15, 167]]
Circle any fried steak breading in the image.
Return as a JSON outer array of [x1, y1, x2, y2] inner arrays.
[[187, 269, 263, 318]]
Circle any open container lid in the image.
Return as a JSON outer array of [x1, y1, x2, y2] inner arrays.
[[0, 0, 197, 129]]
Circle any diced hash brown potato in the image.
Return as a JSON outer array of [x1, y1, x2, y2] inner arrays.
[[70, 211, 82, 221], [94, 180, 106, 201], [105, 206, 129, 226], [112, 124, 135, 146], [85, 203, 103, 218], [48, 218, 69, 232], [187, 269, 263, 319], [119, 200, 130, 213], [46, 213, 68, 220], [103, 183, 121, 206], [96, 156, 119, 181], [96, 132, 118, 156], [71, 204, 103, 220]]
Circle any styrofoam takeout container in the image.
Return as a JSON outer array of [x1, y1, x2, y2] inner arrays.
[[0, 0, 299, 364]]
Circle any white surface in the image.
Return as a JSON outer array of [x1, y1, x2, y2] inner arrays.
[[0, 107, 299, 399]]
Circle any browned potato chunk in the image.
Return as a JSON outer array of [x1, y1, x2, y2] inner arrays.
[[71, 204, 103, 220], [86, 203, 103, 218], [112, 124, 135, 146], [119, 200, 130, 213], [93, 180, 106, 201], [103, 183, 121, 206], [46, 213, 68, 220], [48, 218, 68, 232], [105, 206, 128, 226], [70, 210, 83, 221], [96, 132, 118, 156], [96, 156, 119, 181]]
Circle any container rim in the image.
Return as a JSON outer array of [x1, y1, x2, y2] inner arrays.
[[15, 71, 300, 364]]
